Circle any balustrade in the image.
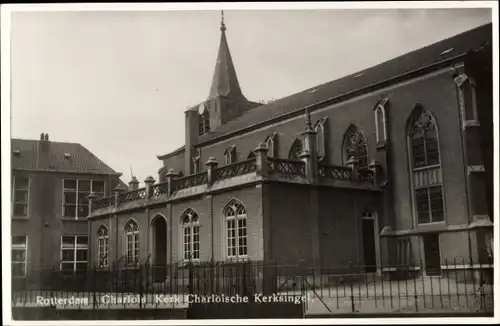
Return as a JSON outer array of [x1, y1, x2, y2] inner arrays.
[[90, 157, 377, 214], [170, 171, 208, 193], [267, 158, 306, 176], [213, 159, 257, 182], [318, 164, 353, 180]]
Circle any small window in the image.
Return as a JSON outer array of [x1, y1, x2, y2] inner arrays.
[[289, 138, 303, 161], [12, 177, 29, 217], [374, 100, 388, 144], [60, 235, 88, 271], [265, 133, 278, 158], [12, 236, 27, 277], [315, 118, 327, 161], [343, 125, 369, 169], [224, 146, 237, 165]]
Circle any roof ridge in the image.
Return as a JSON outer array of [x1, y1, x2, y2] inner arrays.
[[196, 22, 492, 143]]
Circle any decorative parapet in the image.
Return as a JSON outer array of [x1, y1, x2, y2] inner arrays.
[[151, 181, 169, 197], [318, 164, 353, 180], [91, 195, 116, 211], [171, 171, 208, 193], [267, 158, 306, 176], [118, 187, 147, 203], [213, 158, 257, 182], [89, 155, 379, 216]]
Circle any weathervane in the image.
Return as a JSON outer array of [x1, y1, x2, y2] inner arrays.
[[220, 10, 226, 32]]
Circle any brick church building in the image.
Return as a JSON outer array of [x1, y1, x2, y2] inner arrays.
[[88, 17, 493, 277]]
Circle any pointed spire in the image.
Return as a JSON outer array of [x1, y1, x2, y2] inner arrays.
[[208, 11, 247, 101]]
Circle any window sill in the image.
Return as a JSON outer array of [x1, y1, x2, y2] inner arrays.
[[463, 120, 480, 129], [61, 217, 88, 221], [376, 140, 388, 150], [11, 216, 29, 220]]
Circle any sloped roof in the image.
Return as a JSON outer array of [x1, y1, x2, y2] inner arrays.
[[11, 138, 121, 175], [197, 23, 492, 144]]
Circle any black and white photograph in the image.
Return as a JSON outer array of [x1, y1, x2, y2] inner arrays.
[[1, 1, 498, 324]]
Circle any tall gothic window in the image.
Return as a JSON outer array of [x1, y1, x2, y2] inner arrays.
[[124, 219, 140, 266], [343, 125, 369, 169], [265, 133, 278, 158], [97, 225, 109, 268], [181, 209, 200, 261], [289, 138, 303, 161], [408, 106, 444, 224], [224, 200, 247, 260]]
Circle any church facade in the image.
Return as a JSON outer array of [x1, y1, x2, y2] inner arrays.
[[87, 19, 493, 277]]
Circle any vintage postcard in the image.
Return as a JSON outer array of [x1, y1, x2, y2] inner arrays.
[[1, 1, 498, 325]]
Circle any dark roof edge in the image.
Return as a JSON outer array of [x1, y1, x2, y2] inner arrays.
[[198, 54, 468, 147], [157, 146, 185, 160], [12, 167, 123, 177]]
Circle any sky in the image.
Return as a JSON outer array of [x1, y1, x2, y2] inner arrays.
[[9, 7, 492, 186]]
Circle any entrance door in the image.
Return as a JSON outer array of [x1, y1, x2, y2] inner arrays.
[[362, 218, 377, 273], [423, 234, 441, 276], [152, 216, 167, 281]]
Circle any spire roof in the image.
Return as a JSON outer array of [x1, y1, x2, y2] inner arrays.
[[208, 11, 247, 101]]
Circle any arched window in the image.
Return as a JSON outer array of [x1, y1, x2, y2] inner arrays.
[[408, 105, 444, 224], [181, 209, 200, 261], [289, 138, 303, 161], [124, 219, 140, 266], [343, 125, 369, 169], [97, 225, 109, 268], [315, 118, 327, 161], [224, 145, 237, 165], [265, 133, 278, 158], [247, 151, 256, 159], [224, 200, 247, 260]]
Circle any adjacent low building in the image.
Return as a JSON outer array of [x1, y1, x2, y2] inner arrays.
[[11, 133, 125, 284]]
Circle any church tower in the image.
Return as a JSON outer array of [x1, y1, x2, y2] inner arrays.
[[185, 11, 261, 174]]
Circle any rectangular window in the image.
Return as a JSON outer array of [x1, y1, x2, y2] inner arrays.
[[12, 236, 27, 277], [227, 219, 236, 258], [192, 225, 200, 260], [60, 236, 88, 271], [12, 177, 29, 217], [63, 179, 105, 219]]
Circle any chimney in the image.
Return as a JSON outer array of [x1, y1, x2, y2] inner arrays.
[[37, 132, 51, 169], [185, 108, 199, 175]]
